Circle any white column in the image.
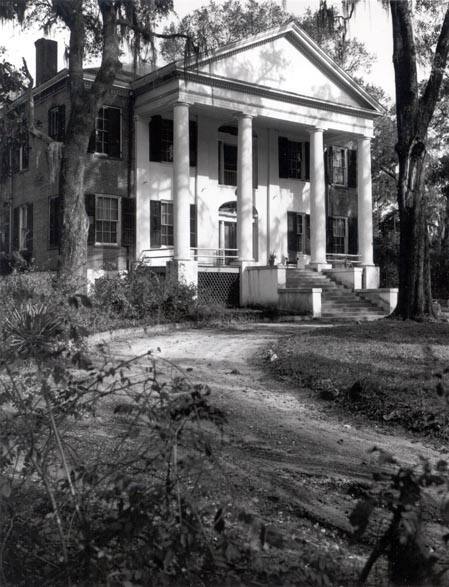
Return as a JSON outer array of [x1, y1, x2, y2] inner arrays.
[[237, 114, 253, 262], [357, 136, 374, 266], [309, 127, 330, 270], [173, 102, 191, 261], [135, 114, 150, 258]]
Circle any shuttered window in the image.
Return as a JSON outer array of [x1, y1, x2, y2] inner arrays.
[[149, 116, 197, 166], [327, 147, 357, 187], [95, 196, 119, 244], [84, 194, 134, 247], [149, 200, 196, 248], [13, 203, 33, 253], [278, 137, 310, 180], [48, 105, 66, 141], [88, 106, 121, 158]]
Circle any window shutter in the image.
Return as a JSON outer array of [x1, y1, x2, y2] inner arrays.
[[218, 140, 223, 183], [189, 121, 197, 167], [348, 149, 357, 188], [348, 216, 358, 255], [278, 137, 289, 179], [326, 216, 333, 253], [26, 203, 33, 254], [150, 200, 161, 247], [190, 203, 197, 248], [11, 144, 19, 174], [253, 137, 258, 189], [305, 214, 311, 255], [121, 197, 135, 247], [304, 142, 310, 181], [326, 146, 333, 184], [85, 193, 96, 245], [13, 206, 19, 251], [149, 116, 162, 162], [108, 107, 121, 158], [58, 105, 66, 142], [287, 212, 297, 254], [22, 134, 29, 170]]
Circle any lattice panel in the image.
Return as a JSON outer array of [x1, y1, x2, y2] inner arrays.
[[198, 272, 240, 307]]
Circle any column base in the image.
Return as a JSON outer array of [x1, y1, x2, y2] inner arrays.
[[167, 259, 198, 289], [308, 262, 332, 272], [362, 265, 380, 289]]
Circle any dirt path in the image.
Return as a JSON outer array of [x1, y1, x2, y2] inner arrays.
[[106, 324, 446, 579]]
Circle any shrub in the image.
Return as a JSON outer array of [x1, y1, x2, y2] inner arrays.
[[93, 266, 197, 322]]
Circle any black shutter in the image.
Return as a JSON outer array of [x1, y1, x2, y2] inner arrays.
[[326, 216, 333, 254], [150, 200, 161, 247], [218, 140, 223, 183], [21, 134, 29, 170], [121, 197, 135, 247], [190, 204, 197, 248], [49, 196, 62, 248], [149, 115, 162, 162], [12, 206, 19, 251], [305, 214, 311, 254], [108, 107, 121, 158], [326, 146, 333, 184], [348, 216, 358, 255], [278, 136, 289, 179], [189, 120, 197, 167], [304, 142, 310, 181], [287, 212, 297, 258], [58, 105, 66, 142], [85, 193, 96, 245], [26, 203, 33, 254], [348, 149, 357, 188], [11, 144, 19, 174], [253, 137, 258, 189]]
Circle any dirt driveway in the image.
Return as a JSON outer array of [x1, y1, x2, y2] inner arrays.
[[106, 324, 446, 581]]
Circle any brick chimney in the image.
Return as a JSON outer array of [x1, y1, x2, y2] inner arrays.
[[34, 38, 58, 86]]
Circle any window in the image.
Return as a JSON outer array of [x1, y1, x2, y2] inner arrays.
[[48, 105, 66, 141], [279, 137, 310, 180], [13, 203, 33, 255], [161, 202, 174, 246], [332, 148, 346, 186], [89, 106, 121, 157], [150, 200, 197, 248], [149, 116, 197, 166], [95, 196, 119, 244], [48, 196, 62, 248], [329, 216, 347, 254], [11, 135, 29, 173], [327, 147, 357, 187], [218, 142, 237, 186]]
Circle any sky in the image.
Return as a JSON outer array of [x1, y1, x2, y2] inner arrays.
[[0, 0, 395, 98]]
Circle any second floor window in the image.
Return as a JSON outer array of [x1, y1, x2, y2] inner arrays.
[[218, 142, 238, 186], [149, 116, 197, 166], [48, 105, 66, 141], [279, 137, 310, 180], [327, 147, 357, 188], [89, 106, 121, 158]]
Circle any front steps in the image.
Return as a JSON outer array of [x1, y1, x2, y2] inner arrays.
[[285, 268, 386, 321]]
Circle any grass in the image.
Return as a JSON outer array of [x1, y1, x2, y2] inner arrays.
[[268, 320, 449, 440]]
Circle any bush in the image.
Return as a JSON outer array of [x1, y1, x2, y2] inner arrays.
[[93, 266, 197, 322]]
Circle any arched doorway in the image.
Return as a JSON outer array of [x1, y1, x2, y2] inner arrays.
[[218, 202, 258, 263]]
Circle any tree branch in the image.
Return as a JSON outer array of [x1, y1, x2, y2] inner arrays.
[[419, 4, 449, 135], [380, 165, 397, 182]]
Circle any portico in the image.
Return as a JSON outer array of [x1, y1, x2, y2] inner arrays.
[[132, 21, 384, 300]]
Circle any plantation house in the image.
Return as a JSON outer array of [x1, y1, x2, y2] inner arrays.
[[0, 24, 397, 317]]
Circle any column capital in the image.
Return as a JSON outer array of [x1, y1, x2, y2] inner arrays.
[[357, 134, 373, 142], [237, 111, 255, 120], [309, 126, 326, 134], [174, 101, 190, 108]]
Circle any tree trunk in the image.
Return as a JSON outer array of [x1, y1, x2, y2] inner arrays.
[[395, 144, 433, 319]]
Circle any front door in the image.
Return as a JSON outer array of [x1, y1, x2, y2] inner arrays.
[[224, 221, 237, 263], [287, 212, 310, 263]]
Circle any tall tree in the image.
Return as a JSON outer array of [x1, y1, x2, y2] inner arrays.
[[389, 0, 449, 318], [0, 0, 189, 283]]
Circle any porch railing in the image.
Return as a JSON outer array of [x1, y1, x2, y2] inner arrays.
[[326, 253, 361, 267], [137, 248, 239, 267]]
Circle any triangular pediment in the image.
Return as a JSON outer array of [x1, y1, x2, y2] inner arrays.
[[195, 25, 381, 112]]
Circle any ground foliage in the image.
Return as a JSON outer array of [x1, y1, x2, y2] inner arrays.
[[269, 322, 449, 440]]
